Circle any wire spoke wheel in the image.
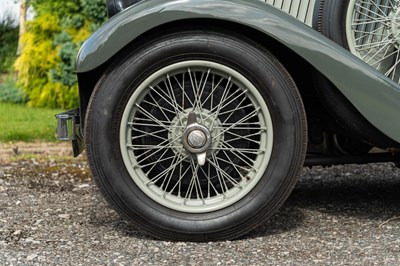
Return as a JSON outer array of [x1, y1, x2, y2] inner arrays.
[[346, 0, 400, 81], [314, 0, 400, 83], [85, 30, 306, 241], [120, 61, 273, 213]]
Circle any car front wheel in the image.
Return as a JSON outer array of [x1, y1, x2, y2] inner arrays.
[[84, 29, 307, 241]]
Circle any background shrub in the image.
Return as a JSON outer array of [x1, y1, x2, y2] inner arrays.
[[14, 0, 107, 109], [0, 75, 27, 104], [0, 14, 18, 74]]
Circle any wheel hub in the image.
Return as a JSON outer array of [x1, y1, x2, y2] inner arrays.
[[182, 113, 212, 166], [187, 130, 207, 149], [168, 108, 223, 162]]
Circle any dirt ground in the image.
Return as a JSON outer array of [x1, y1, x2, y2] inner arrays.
[[1, 142, 400, 264], [0, 142, 74, 161]]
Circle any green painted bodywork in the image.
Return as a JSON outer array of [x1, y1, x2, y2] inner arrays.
[[76, 0, 400, 143]]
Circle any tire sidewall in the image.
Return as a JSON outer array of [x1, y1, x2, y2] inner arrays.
[[314, 0, 351, 49]]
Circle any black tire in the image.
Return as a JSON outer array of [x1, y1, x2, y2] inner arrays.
[[85, 29, 307, 241], [106, 0, 141, 17], [313, 0, 350, 49]]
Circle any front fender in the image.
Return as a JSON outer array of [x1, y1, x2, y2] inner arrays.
[[77, 0, 400, 143]]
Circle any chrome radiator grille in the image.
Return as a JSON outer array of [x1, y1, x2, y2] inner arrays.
[[264, 0, 315, 26]]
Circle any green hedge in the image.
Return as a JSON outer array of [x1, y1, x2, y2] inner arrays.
[[15, 0, 107, 109]]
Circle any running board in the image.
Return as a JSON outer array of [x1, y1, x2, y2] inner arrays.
[[304, 153, 400, 167]]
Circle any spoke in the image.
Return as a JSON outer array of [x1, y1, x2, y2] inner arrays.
[[127, 135, 179, 160], [130, 117, 172, 125], [190, 69, 207, 110], [186, 68, 212, 123], [173, 73, 195, 108], [191, 158, 205, 203], [161, 147, 184, 195], [196, 69, 211, 123], [352, 18, 389, 26], [355, 38, 393, 50], [142, 99, 176, 116], [219, 96, 249, 124], [201, 74, 225, 111], [128, 144, 181, 150], [220, 142, 260, 168], [165, 74, 185, 121], [385, 49, 400, 77], [135, 103, 180, 138], [131, 127, 168, 142], [209, 155, 229, 195], [131, 134, 181, 161], [208, 86, 244, 117], [218, 103, 253, 117], [369, 0, 392, 17], [354, 28, 386, 36], [198, 69, 211, 111], [363, 32, 399, 63], [166, 162, 192, 198], [159, 150, 181, 190], [212, 107, 261, 141], [221, 150, 249, 179], [148, 92, 175, 121], [188, 68, 200, 112], [150, 85, 184, 114], [136, 154, 176, 170], [208, 154, 243, 189], [213, 126, 267, 130], [209, 146, 263, 154], [146, 154, 189, 186], [128, 118, 175, 127], [144, 148, 174, 175], [208, 77, 232, 129], [369, 45, 397, 67], [184, 158, 198, 203], [224, 130, 262, 145], [355, 3, 388, 21], [220, 122, 262, 126], [220, 150, 256, 173], [198, 162, 220, 198]]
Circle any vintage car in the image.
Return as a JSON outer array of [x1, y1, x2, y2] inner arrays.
[[56, 0, 400, 241]]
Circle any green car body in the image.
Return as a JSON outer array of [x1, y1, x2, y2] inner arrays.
[[54, 0, 400, 241], [77, 0, 400, 143]]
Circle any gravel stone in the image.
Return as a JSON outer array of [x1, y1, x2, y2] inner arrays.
[[0, 143, 399, 265]]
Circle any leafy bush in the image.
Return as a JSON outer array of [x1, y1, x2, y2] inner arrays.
[[0, 14, 18, 73], [14, 0, 107, 109], [0, 75, 27, 104]]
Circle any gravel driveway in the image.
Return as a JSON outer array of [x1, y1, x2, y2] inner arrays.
[[1, 144, 400, 265]]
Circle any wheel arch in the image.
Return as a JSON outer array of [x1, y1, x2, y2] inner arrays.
[[77, 18, 314, 130], [77, 0, 400, 144]]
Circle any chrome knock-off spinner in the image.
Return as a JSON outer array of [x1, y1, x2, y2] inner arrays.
[[182, 113, 212, 166]]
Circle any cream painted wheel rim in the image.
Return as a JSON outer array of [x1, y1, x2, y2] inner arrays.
[[119, 60, 274, 213]]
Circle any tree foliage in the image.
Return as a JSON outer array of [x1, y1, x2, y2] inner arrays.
[[0, 14, 18, 73], [15, 0, 107, 108]]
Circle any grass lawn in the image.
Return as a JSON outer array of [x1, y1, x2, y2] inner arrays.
[[0, 102, 65, 142]]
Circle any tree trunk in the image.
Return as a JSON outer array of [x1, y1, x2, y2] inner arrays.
[[17, 0, 27, 55]]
